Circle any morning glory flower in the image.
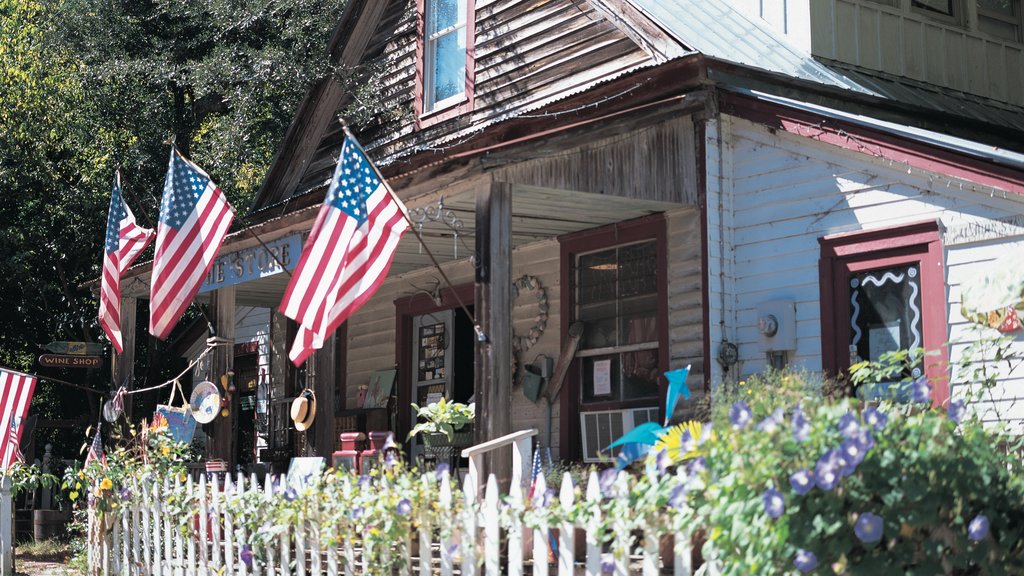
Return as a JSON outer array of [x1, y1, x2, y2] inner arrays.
[[757, 408, 785, 433], [396, 498, 412, 516], [539, 488, 555, 508], [854, 512, 884, 545], [839, 437, 867, 471], [653, 448, 671, 475], [601, 559, 615, 574], [789, 469, 814, 495], [357, 475, 371, 487], [863, 407, 887, 430], [815, 452, 840, 491], [120, 486, 131, 502], [763, 487, 785, 519], [792, 404, 810, 442], [669, 483, 688, 509], [599, 468, 619, 498], [697, 421, 713, 446], [283, 487, 298, 502], [838, 412, 861, 439], [948, 399, 966, 424], [968, 514, 990, 541], [351, 506, 364, 519], [730, 401, 752, 429], [687, 456, 707, 477], [794, 549, 818, 573], [911, 375, 932, 403], [435, 463, 450, 479], [239, 544, 253, 568], [853, 429, 875, 453]]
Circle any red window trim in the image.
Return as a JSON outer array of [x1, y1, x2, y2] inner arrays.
[[558, 214, 669, 460], [819, 220, 949, 406], [414, 0, 476, 130]]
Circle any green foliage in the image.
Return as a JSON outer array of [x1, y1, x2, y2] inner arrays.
[[694, 369, 1024, 575], [407, 397, 475, 441], [1, 461, 59, 497]]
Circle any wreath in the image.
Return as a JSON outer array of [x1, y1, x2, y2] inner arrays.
[[511, 274, 548, 362]]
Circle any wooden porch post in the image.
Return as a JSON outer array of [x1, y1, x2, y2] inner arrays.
[[312, 336, 336, 458], [474, 181, 513, 486], [209, 286, 236, 467], [112, 296, 136, 419]]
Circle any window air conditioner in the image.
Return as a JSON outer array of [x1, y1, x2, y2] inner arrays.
[[579, 406, 659, 462]]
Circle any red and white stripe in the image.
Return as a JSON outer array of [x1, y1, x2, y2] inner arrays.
[[99, 204, 154, 354], [0, 369, 37, 469], [280, 180, 408, 365], [149, 165, 234, 340]]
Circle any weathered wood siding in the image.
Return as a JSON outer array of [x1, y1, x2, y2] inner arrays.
[[810, 0, 1024, 106], [666, 207, 707, 404], [712, 115, 1024, 431], [292, 0, 655, 196]]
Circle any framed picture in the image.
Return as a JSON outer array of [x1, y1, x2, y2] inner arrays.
[[363, 369, 397, 409]]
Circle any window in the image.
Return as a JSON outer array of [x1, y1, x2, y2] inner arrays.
[[416, 0, 475, 125], [978, 0, 1021, 41], [819, 221, 949, 404], [560, 215, 669, 460]]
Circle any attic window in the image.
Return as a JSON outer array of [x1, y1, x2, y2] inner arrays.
[[422, 0, 471, 113]]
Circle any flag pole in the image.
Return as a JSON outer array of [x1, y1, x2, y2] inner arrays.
[[340, 122, 486, 342]]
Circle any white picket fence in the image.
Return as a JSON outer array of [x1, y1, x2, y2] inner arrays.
[[86, 467, 701, 576]]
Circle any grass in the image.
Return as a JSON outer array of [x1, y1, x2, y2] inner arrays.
[[14, 538, 69, 562]]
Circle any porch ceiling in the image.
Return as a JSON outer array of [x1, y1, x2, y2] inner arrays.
[[125, 185, 682, 309]]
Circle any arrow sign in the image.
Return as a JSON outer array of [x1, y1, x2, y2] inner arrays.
[[38, 354, 104, 369], [44, 341, 104, 355]]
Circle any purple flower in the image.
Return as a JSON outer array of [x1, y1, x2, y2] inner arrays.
[[384, 451, 398, 468], [792, 405, 810, 443], [654, 448, 671, 475], [396, 498, 412, 516], [697, 421, 714, 446], [599, 468, 619, 498], [669, 483, 688, 509], [863, 407, 887, 430], [757, 408, 785, 433], [763, 487, 784, 519], [838, 412, 861, 439], [601, 559, 615, 573], [687, 456, 707, 477], [538, 488, 555, 508], [968, 514, 989, 542], [839, 438, 867, 471], [239, 544, 253, 568], [948, 399, 966, 424], [854, 512, 884, 545], [789, 469, 814, 495], [120, 486, 131, 502], [730, 401, 752, 429], [351, 506, 364, 519], [435, 463, 450, 479], [815, 452, 840, 491], [357, 475, 371, 487], [911, 375, 932, 403], [794, 549, 817, 573], [283, 487, 298, 502]]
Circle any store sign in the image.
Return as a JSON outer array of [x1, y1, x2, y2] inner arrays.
[[199, 233, 302, 293], [44, 341, 103, 355], [38, 354, 103, 369]]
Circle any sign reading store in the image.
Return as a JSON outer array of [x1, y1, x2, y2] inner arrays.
[[199, 233, 302, 293]]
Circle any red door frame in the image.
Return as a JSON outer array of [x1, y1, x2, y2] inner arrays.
[[819, 220, 949, 406]]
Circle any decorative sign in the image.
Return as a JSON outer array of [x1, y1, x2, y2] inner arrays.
[[38, 354, 103, 369], [198, 233, 302, 293], [154, 405, 197, 444], [364, 369, 396, 409], [44, 341, 103, 355]]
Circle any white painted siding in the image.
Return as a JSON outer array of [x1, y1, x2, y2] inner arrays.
[[716, 115, 1024, 428], [184, 306, 272, 383]]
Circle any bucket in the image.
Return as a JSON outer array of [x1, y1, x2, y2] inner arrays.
[[521, 364, 543, 403], [32, 509, 67, 541]]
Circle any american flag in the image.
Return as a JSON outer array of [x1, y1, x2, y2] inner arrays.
[[149, 147, 234, 339], [99, 171, 155, 354], [0, 368, 37, 469], [279, 133, 409, 365], [84, 427, 106, 469]]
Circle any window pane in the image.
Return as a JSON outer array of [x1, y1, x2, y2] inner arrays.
[[428, 0, 464, 34], [430, 29, 466, 104], [979, 15, 1019, 40], [978, 0, 1015, 16], [621, 348, 659, 400], [618, 242, 657, 298], [578, 249, 617, 305], [912, 0, 954, 15], [579, 302, 618, 349]]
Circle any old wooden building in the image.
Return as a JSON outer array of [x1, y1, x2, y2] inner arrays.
[[113, 0, 1024, 467]]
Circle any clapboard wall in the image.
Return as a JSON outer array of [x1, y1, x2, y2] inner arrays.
[[712, 115, 1024, 430]]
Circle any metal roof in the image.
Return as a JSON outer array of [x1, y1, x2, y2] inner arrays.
[[627, 0, 866, 91]]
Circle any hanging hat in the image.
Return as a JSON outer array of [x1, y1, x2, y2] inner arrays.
[[290, 389, 316, 431]]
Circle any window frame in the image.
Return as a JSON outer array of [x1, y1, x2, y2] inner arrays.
[[559, 215, 669, 457], [818, 220, 949, 406], [977, 0, 1022, 42], [414, 0, 476, 130]]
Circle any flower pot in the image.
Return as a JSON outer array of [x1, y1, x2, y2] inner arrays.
[[32, 509, 68, 541], [421, 427, 474, 449]]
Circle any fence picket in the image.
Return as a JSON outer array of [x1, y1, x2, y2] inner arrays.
[[120, 491, 129, 572], [483, 474, 500, 576], [611, 474, 629, 576], [585, 471, 602, 576], [531, 473, 549, 576], [164, 477, 174, 574], [280, 516, 291, 576], [418, 475, 432, 576], [198, 475, 208, 572], [224, 475, 235, 574], [186, 475, 196, 575], [438, 469, 453, 576], [461, 473, 478, 576], [237, 473, 249, 576], [132, 479, 142, 573], [674, 532, 692, 576], [265, 475, 277, 575], [212, 474, 223, 568], [296, 518, 308, 576], [643, 531, 659, 576], [506, 471, 523, 576], [557, 475, 575, 576], [111, 503, 121, 574]]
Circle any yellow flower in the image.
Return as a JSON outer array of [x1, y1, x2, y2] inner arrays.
[[99, 478, 113, 491], [161, 445, 171, 457], [653, 420, 708, 464]]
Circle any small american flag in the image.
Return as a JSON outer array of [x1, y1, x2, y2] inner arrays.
[[279, 133, 408, 365], [0, 368, 37, 470], [149, 147, 234, 339], [99, 171, 155, 353], [84, 427, 106, 469]]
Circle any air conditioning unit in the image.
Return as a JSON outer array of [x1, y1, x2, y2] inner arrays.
[[579, 406, 659, 462]]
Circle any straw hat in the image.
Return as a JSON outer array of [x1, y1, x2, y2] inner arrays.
[[290, 389, 316, 431]]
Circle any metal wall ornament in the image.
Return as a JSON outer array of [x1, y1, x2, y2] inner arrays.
[[408, 196, 467, 259]]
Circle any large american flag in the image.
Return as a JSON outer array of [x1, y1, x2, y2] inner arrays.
[[99, 171, 155, 353], [149, 147, 234, 339], [280, 134, 409, 365], [0, 368, 37, 469]]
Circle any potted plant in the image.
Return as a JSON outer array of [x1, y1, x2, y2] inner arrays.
[[407, 397, 475, 449]]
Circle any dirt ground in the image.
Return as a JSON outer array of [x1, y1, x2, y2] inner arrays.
[[14, 558, 80, 576]]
